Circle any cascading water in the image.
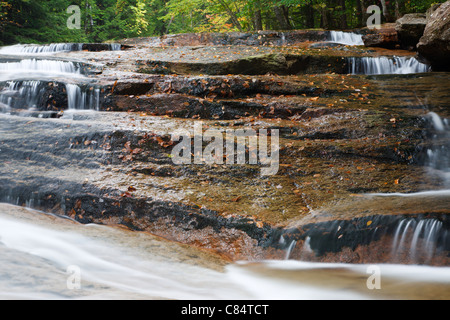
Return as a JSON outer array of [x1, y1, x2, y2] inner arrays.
[[347, 56, 431, 75], [0, 59, 82, 75], [0, 204, 448, 300], [328, 31, 364, 46], [66, 83, 101, 111], [391, 218, 448, 264], [426, 112, 450, 186], [280, 113, 450, 265], [0, 51, 103, 111], [0, 43, 121, 55], [0, 43, 83, 54], [0, 80, 44, 110]]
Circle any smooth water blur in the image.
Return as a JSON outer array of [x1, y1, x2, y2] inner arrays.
[[0, 43, 121, 55], [328, 31, 364, 46], [348, 56, 430, 75], [0, 44, 84, 55], [0, 204, 449, 300]]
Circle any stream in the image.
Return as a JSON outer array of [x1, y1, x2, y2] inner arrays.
[[1, 203, 449, 300], [0, 33, 449, 300]]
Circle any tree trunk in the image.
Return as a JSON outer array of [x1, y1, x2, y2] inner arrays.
[[214, 0, 244, 32], [380, 0, 393, 22], [360, 0, 368, 27], [356, 0, 363, 27], [84, 0, 94, 34], [321, 6, 329, 29], [253, 9, 263, 31], [303, 4, 315, 29], [274, 5, 292, 30], [340, 0, 348, 29], [395, 0, 401, 19]]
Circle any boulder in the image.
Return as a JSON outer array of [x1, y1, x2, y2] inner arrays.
[[362, 25, 399, 48], [426, 3, 442, 20], [395, 13, 427, 50], [417, 1, 450, 71]]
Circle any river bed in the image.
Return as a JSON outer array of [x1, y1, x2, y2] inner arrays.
[[0, 203, 448, 300], [0, 33, 449, 300]]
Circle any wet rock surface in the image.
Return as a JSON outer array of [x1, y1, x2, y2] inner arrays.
[[417, 0, 450, 71], [396, 13, 428, 50], [1, 30, 449, 264], [362, 24, 400, 49]]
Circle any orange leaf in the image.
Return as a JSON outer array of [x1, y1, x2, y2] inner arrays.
[[232, 196, 242, 203]]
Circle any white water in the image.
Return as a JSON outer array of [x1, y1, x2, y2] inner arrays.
[[0, 43, 121, 55], [66, 84, 100, 111], [329, 31, 364, 46], [348, 56, 430, 75], [426, 112, 450, 186], [0, 43, 83, 55], [366, 112, 449, 193], [0, 80, 43, 110], [390, 218, 447, 264], [0, 52, 100, 111], [0, 59, 82, 76], [0, 204, 449, 300]]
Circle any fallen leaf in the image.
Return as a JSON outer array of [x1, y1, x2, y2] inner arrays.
[[232, 196, 242, 202], [111, 80, 118, 93]]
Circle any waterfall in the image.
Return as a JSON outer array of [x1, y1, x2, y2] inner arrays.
[[391, 218, 448, 264], [0, 43, 82, 54], [0, 59, 82, 76], [2, 203, 448, 300], [108, 43, 122, 51], [0, 45, 104, 111], [0, 43, 121, 55], [0, 81, 100, 111], [347, 56, 430, 75], [328, 31, 364, 46], [0, 80, 44, 110], [281, 215, 448, 265], [426, 112, 450, 187], [66, 83, 100, 111]]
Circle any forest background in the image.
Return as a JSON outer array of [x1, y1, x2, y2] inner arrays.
[[0, 0, 443, 45]]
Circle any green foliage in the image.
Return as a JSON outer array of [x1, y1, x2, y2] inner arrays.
[[0, 0, 445, 45]]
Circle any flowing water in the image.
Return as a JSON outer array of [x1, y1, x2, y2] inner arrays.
[[0, 51, 101, 111], [426, 112, 450, 186], [326, 31, 430, 75], [282, 111, 450, 265], [347, 56, 431, 75], [0, 38, 449, 300], [328, 31, 364, 46], [0, 204, 449, 300], [0, 43, 121, 55]]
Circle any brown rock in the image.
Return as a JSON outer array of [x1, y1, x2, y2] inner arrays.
[[395, 13, 428, 50], [362, 24, 399, 48], [417, 1, 450, 71]]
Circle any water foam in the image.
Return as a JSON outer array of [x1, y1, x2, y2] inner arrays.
[[347, 56, 430, 75], [329, 31, 364, 46]]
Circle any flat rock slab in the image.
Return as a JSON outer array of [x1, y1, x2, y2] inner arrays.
[[1, 31, 449, 264]]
